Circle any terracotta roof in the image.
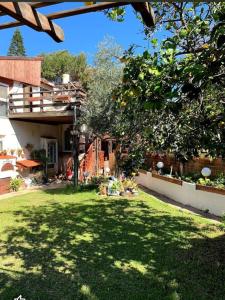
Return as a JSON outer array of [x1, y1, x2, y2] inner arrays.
[[16, 160, 40, 168], [0, 155, 16, 160]]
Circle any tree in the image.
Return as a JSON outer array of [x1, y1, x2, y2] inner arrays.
[[7, 29, 26, 56], [111, 2, 225, 172], [41, 50, 89, 85], [82, 37, 123, 135]]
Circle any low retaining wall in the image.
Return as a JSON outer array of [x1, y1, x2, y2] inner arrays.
[[136, 170, 225, 217]]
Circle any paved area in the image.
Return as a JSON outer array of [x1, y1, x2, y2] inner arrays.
[[0, 182, 67, 200]]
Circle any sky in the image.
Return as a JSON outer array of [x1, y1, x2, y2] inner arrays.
[[0, 2, 155, 64]]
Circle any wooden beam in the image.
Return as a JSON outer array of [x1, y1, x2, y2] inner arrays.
[[0, 2, 62, 17], [0, 2, 64, 42], [0, 2, 155, 35], [0, 2, 130, 30], [46, 2, 130, 20], [47, 1, 155, 28]]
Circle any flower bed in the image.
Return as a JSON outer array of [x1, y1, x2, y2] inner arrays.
[[152, 173, 183, 186], [136, 171, 225, 216], [196, 184, 225, 196]]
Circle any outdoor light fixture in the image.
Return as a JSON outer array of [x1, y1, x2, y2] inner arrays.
[[105, 167, 110, 175], [83, 171, 90, 184], [157, 161, 164, 169], [157, 161, 164, 175], [80, 123, 88, 133], [201, 167, 211, 178]]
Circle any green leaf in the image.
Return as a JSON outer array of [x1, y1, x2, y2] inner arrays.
[[138, 72, 145, 80], [179, 29, 188, 38], [151, 38, 158, 47], [148, 68, 161, 76]]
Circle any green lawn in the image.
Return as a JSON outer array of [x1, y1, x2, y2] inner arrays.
[[0, 188, 224, 300]]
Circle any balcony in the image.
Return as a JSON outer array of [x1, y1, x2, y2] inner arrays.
[[8, 83, 85, 124]]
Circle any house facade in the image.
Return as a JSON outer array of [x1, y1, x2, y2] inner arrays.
[[0, 56, 115, 194]]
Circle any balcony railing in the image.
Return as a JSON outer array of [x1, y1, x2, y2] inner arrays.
[[8, 88, 83, 115]]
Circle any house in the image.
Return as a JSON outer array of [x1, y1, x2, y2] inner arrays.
[[0, 56, 115, 194]]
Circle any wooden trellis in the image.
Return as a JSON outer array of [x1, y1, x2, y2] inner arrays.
[[0, 2, 155, 42]]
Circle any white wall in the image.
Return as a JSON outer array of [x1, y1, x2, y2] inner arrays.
[[0, 119, 60, 159], [136, 171, 225, 217]]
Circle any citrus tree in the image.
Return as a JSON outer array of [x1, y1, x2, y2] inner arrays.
[[111, 2, 225, 170]]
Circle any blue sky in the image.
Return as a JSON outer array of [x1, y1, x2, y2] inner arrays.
[[0, 2, 157, 63]]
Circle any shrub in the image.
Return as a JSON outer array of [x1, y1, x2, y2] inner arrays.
[[212, 173, 225, 189], [221, 214, 225, 230], [10, 177, 23, 192], [122, 178, 138, 191], [197, 178, 213, 186], [90, 176, 108, 186], [111, 180, 124, 192], [197, 174, 225, 189]]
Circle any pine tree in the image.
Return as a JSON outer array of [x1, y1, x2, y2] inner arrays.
[[7, 29, 26, 56]]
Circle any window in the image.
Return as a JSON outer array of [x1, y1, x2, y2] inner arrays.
[[0, 84, 8, 100], [47, 142, 57, 164], [0, 84, 8, 117], [0, 101, 7, 116]]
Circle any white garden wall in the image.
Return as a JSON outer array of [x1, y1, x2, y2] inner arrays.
[[136, 171, 225, 217]]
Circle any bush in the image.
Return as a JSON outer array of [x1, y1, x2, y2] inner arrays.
[[89, 176, 108, 186], [10, 177, 23, 192], [122, 178, 138, 191], [212, 173, 225, 189], [197, 174, 225, 189], [111, 180, 124, 192], [221, 214, 225, 230], [197, 178, 213, 186]]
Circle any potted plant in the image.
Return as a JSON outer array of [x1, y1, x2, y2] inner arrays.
[[1, 149, 7, 155], [108, 180, 121, 196], [122, 178, 138, 194], [25, 143, 34, 152], [99, 182, 108, 195], [17, 148, 23, 157], [10, 149, 16, 156]]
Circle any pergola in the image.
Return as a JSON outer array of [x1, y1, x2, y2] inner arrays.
[[0, 2, 155, 42]]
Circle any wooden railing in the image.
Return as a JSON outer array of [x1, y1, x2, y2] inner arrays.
[[8, 88, 82, 115]]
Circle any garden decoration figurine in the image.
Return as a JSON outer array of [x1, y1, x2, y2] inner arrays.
[[157, 161, 164, 175], [83, 171, 90, 184], [201, 167, 211, 179], [108, 177, 120, 196], [105, 167, 110, 176]]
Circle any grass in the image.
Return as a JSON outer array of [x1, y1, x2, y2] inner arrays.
[[0, 187, 224, 300]]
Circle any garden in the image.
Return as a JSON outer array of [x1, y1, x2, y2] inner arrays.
[[1, 2, 225, 298], [82, 2, 225, 207], [0, 187, 224, 299]]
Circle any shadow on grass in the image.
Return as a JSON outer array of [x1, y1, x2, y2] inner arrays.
[[0, 195, 224, 300], [45, 184, 98, 195]]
